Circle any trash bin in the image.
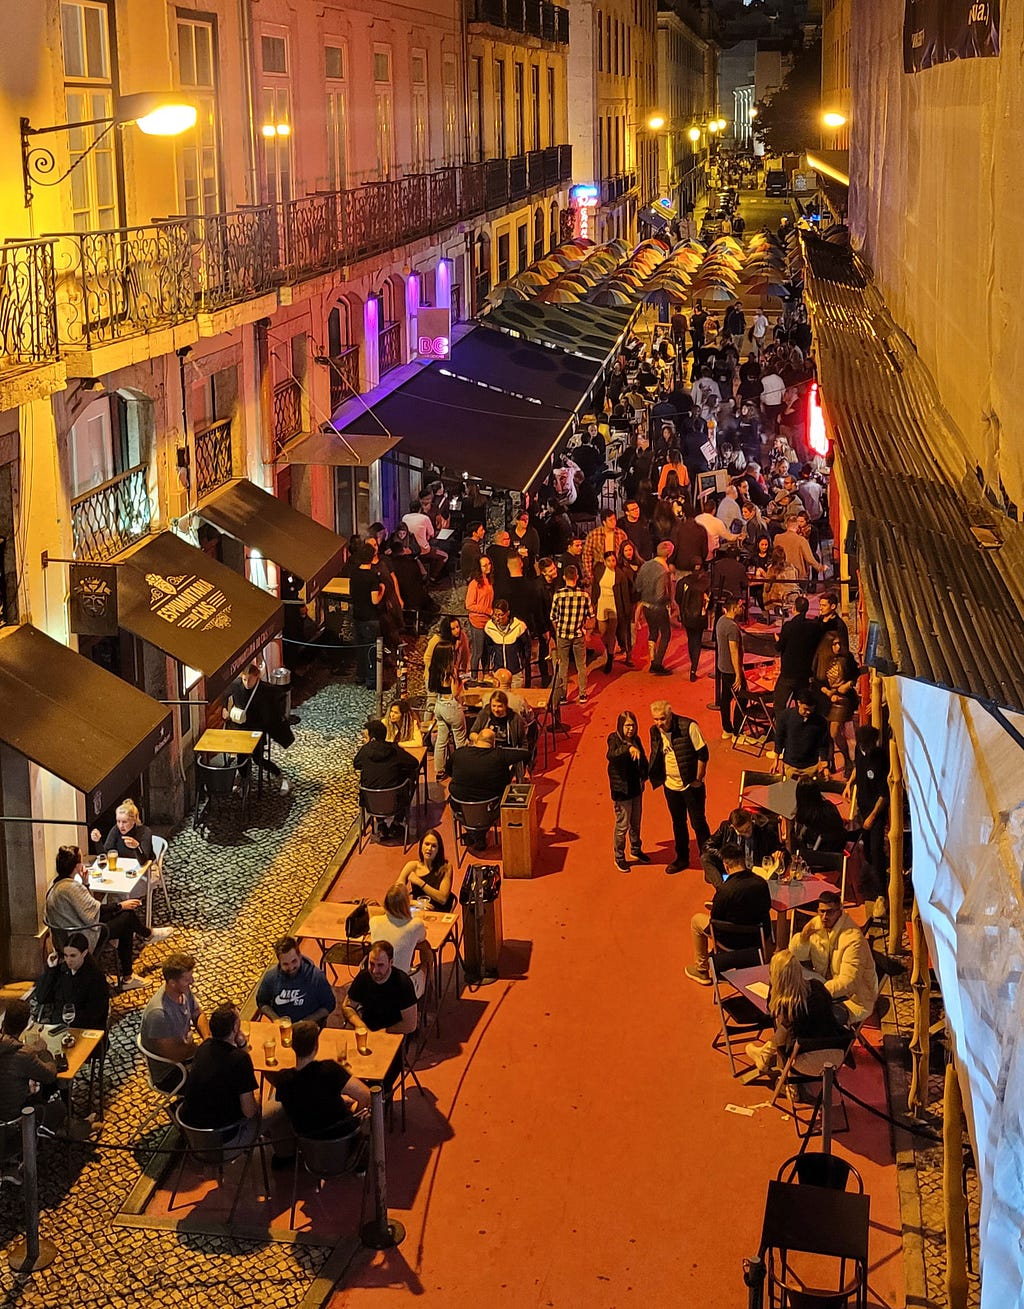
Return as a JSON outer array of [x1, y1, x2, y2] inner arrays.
[[458, 864, 502, 983], [271, 665, 292, 720], [500, 783, 538, 879]]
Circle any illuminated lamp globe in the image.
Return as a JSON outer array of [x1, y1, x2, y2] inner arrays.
[[688, 127, 701, 143], [118, 93, 197, 136], [647, 115, 666, 131], [822, 112, 847, 129]]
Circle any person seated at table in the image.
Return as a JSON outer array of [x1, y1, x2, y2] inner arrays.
[[701, 807, 783, 890], [774, 690, 831, 779], [449, 728, 531, 851], [790, 891, 880, 1026], [45, 845, 173, 992], [490, 667, 534, 722], [140, 953, 210, 1090], [265, 1020, 371, 1168], [341, 941, 419, 1036], [792, 781, 848, 856], [745, 947, 854, 1074], [384, 698, 423, 748], [222, 663, 294, 795], [0, 1000, 62, 1134], [398, 829, 454, 911], [471, 691, 528, 779], [89, 798, 155, 863], [352, 719, 421, 840], [686, 844, 774, 986], [33, 932, 110, 1031], [369, 885, 434, 999], [256, 936, 336, 1027], [179, 1003, 260, 1152]]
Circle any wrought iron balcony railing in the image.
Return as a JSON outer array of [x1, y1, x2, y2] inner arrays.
[[51, 223, 194, 348], [194, 417, 234, 499], [601, 172, 638, 204], [273, 378, 303, 454], [378, 322, 403, 377], [183, 207, 277, 313], [469, 0, 569, 42], [0, 238, 59, 371], [328, 346, 360, 411], [71, 464, 151, 562]]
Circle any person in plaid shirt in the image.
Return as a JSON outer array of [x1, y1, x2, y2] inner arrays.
[[582, 510, 627, 585], [549, 565, 594, 706]]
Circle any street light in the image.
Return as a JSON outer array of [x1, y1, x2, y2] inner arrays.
[[647, 114, 666, 131], [20, 91, 197, 206], [822, 112, 847, 129], [688, 127, 701, 143]]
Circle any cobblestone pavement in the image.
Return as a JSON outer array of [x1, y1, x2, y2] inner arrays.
[[0, 674, 375, 1308]]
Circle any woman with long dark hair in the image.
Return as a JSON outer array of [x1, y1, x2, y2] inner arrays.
[[398, 828, 454, 911], [813, 632, 859, 775], [606, 710, 650, 873]]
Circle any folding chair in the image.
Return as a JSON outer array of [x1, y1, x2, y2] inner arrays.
[[771, 1035, 855, 1139], [448, 795, 502, 866], [800, 849, 849, 905], [357, 784, 414, 852], [709, 943, 770, 1076], [733, 688, 776, 757]]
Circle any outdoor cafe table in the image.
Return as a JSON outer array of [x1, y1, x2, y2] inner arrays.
[[460, 684, 555, 766], [195, 727, 266, 806], [759, 873, 836, 948], [247, 1023, 402, 1086], [84, 857, 154, 928], [31, 1024, 106, 1127]]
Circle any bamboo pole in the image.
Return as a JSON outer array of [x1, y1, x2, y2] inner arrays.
[[942, 1059, 969, 1309], [870, 668, 883, 732], [908, 896, 931, 1114], [887, 734, 905, 955]]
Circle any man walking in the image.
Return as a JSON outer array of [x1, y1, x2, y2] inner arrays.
[[648, 700, 711, 874], [715, 595, 746, 740], [549, 564, 594, 706], [635, 542, 674, 675]]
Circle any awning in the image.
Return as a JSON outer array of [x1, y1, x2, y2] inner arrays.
[[276, 429, 400, 468], [0, 625, 172, 818], [435, 325, 602, 412], [481, 302, 636, 361], [198, 478, 346, 601], [117, 533, 283, 698], [336, 369, 570, 492]]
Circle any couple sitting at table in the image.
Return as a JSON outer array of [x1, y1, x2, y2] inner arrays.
[[45, 845, 175, 992], [0, 999, 65, 1135]]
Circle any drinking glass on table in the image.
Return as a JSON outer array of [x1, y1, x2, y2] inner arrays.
[[278, 1016, 292, 1048], [61, 1003, 76, 1027]]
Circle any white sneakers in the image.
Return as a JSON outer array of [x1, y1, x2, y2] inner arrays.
[[280, 777, 291, 794], [119, 976, 147, 992], [745, 1042, 776, 1073], [149, 926, 175, 943]]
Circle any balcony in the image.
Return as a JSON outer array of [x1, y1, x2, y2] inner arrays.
[[194, 418, 234, 499], [378, 322, 402, 377], [601, 172, 638, 204], [273, 379, 303, 454], [469, 0, 570, 43], [0, 238, 59, 372], [71, 464, 151, 562], [328, 346, 360, 411], [184, 207, 277, 313]]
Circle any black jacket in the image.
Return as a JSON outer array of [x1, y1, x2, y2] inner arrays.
[[777, 615, 824, 681], [606, 733, 649, 800], [34, 955, 110, 1031], [648, 715, 708, 789], [702, 817, 781, 871], [353, 740, 420, 791], [710, 868, 773, 949]]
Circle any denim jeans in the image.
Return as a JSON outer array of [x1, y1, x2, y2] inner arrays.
[[612, 796, 644, 860], [643, 605, 670, 668], [433, 695, 466, 773]]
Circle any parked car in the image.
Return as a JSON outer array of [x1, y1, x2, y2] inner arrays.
[[765, 170, 789, 198]]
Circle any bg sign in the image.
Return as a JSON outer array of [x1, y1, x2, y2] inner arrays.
[[417, 307, 452, 360]]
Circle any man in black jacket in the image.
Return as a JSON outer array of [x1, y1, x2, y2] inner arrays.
[[648, 700, 711, 873], [353, 720, 420, 838], [223, 663, 293, 794], [701, 807, 782, 889], [607, 712, 650, 872], [844, 723, 890, 920], [773, 595, 822, 716], [450, 729, 530, 850], [686, 845, 773, 985]]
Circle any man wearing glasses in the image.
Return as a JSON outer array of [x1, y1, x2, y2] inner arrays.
[[791, 891, 879, 1025]]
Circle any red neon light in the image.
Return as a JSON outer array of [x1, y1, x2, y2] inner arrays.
[[808, 381, 829, 456]]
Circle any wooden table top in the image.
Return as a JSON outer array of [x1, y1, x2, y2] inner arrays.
[[297, 901, 459, 953], [34, 1025, 104, 1080], [247, 1023, 401, 1084], [195, 727, 265, 756], [766, 874, 836, 913], [322, 576, 351, 597], [462, 685, 552, 711]]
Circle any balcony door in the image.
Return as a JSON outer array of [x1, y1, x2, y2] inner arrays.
[[60, 0, 119, 231], [176, 14, 221, 215]]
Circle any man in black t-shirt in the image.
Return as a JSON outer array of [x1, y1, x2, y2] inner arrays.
[[348, 543, 385, 689], [686, 845, 773, 984], [268, 1020, 371, 1165], [180, 1004, 259, 1151], [341, 941, 418, 1035], [844, 723, 890, 919]]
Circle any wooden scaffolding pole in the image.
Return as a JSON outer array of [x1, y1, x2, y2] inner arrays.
[[942, 1057, 969, 1309], [908, 896, 931, 1115], [886, 733, 905, 955]]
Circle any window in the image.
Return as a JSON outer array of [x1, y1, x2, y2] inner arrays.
[[494, 59, 507, 158], [373, 46, 393, 179], [549, 202, 559, 250], [325, 43, 347, 192], [468, 56, 484, 163], [533, 207, 544, 260], [68, 395, 144, 498], [442, 54, 458, 165], [496, 231, 510, 283], [530, 65, 541, 152], [613, 19, 618, 75], [411, 49, 428, 171], [259, 86, 292, 204], [547, 67, 556, 146], [61, 1, 117, 230], [597, 12, 603, 71], [516, 222, 528, 273], [261, 34, 287, 73], [512, 63, 524, 155], [176, 14, 220, 216]]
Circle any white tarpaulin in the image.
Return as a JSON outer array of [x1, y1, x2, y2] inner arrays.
[[889, 677, 1024, 1308]]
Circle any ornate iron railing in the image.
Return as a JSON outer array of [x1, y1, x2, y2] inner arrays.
[[194, 418, 233, 498], [71, 464, 151, 561], [50, 224, 194, 347], [468, 0, 569, 41], [272, 378, 303, 453], [0, 238, 59, 370], [378, 322, 402, 377], [328, 346, 360, 410], [279, 193, 341, 281], [185, 207, 277, 312], [451, 285, 462, 323]]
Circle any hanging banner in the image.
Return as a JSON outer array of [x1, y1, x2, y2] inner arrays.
[[904, 0, 999, 73], [69, 563, 119, 636]]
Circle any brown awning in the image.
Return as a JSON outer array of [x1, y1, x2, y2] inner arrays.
[[198, 478, 345, 601], [0, 625, 172, 817], [117, 532, 283, 698], [277, 429, 400, 467]]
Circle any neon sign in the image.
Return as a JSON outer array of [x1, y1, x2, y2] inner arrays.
[[808, 381, 829, 456], [417, 307, 452, 360], [570, 183, 599, 241]]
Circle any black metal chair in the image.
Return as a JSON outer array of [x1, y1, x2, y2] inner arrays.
[[168, 1105, 270, 1223], [709, 944, 770, 1077], [289, 1127, 367, 1230], [776, 1152, 863, 1193], [448, 795, 503, 866], [194, 757, 249, 830], [357, 783, 414, 852]]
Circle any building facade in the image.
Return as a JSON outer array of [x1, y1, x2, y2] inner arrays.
[[820, 0, 850, 150], [0, 0, 572, 978], [654, 1, 719, 209]]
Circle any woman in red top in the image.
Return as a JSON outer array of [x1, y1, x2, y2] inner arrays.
[[466, 555, 494, 676]]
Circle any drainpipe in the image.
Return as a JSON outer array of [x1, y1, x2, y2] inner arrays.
[[238, 0, 260, 205]]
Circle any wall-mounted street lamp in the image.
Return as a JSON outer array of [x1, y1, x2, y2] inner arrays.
[[822, 112, 847, 129], [20, 91, 197, 206], [647, 114, 666, 131], [688, 127, 701, 143]]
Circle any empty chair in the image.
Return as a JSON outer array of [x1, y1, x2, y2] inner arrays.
[[776, 1151, 863, 1194], [358, 783, 415, 852], [194, 757, 249, 830], [448, 795, 502, 866], [148, 834, 173, 921], [289, 1129, 367, 1229]]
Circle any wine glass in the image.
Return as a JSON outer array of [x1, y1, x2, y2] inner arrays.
[[61, 1003, 76, 1028]]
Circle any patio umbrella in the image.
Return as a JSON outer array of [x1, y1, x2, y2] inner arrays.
[[534, 259, 565, 277], [484, 284, 530, 306], [537, 284, 583, 303], [641, 287, 674, 311], [691, 284, 734, 302], [588, 288, 634, 306], [512, 270, 550, 287]]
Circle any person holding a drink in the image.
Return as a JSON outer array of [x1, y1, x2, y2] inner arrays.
[[255, 936, 336, 1027], [32, 932, 110, 1030], [89, 798, 155, 864], [179, 1004, 261, 1153]]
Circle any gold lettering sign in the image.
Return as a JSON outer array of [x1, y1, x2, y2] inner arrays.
[[146, 572, 232, 632]]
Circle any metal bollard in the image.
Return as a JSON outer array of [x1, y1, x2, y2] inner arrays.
[[374, 636, 385, 719], [360, 1086, 405, 1250], [7, 1106, 57, 1272], [743, 1255, 766, 1309]]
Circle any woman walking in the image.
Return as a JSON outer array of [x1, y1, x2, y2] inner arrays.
[[465, 556, 494, 677], [606, 711, 650, 873], [426, 645, 466, 782]]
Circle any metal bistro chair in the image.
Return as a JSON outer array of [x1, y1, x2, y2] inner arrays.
[[289, 1128, 368, 1230], [135, 1033, 188, 1139], [771, 1035, 855, 1140], [448, 795, 503, 867], [148, 834, 173, 921], [357, 783, 415, 853], [708, 940, 771, 1077], [194, 756, 250, 830], [169, 1105, 270, 1224], [777, 1152, 863, 1194]]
